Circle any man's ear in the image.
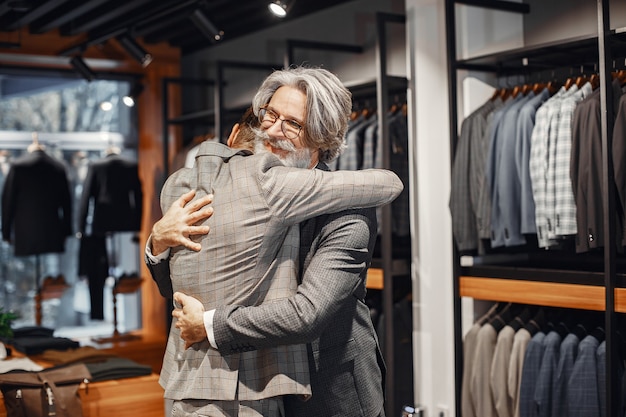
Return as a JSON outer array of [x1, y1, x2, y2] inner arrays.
[[227, 123, 241, 148]]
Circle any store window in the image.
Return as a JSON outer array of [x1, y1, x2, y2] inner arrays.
[[0, 74, 142, 340]]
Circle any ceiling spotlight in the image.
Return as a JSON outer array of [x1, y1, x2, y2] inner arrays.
[[268, 1, 289, 18], [190, 9, 224, 42], [117, 35, 153, 68], [123, 82, 144, 107], [69, 56, 96, 82]]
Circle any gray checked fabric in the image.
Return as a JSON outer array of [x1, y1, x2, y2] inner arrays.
[[533, 330, 562, 417], [551, 332, 579, 417], [542, 85, 578, 243], [550, 82, 592, 238], [529, 87, 567, 248], [595, 340, 625, 417], [159, 141, 402, 402], [567, 334, 600, 417], [451, 100, 494, 251], [519, 331, 546, 417]]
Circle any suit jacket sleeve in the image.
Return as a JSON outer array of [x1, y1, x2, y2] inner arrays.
[[263, 161, 402, 226], [212, 208, 375, 353], [145, 251, 173, 299]]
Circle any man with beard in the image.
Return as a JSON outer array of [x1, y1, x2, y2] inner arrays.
[[147, 66, 391, 417], [149, 67, 399, 417]]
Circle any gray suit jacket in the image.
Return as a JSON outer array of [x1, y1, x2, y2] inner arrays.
[[210, 205, 387, 417], [155, 142, 402, 402]]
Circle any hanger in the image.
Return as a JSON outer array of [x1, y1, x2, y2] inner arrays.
[[523, 307, 546, 335], [563, 77, 576, 90], [588, 73, 600, 90], [27, 131, 45, 153], [590, 326, 605, 343], [575, 74, 589, 88], [508, 306, 532, 332]]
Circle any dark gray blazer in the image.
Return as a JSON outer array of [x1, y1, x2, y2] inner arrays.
[[211, 206, 386, 417]]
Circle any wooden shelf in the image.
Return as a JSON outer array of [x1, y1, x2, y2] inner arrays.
[[460, 276, 626, 313]]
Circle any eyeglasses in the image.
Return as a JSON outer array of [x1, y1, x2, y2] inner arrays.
[[258, 106, 303, 140]]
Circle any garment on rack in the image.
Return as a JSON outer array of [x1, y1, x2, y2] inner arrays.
[[570, 79, 623, 253], [1, 149, 72, 256], [489, 92, 533, 248], [78, 153, 143, 236], [338, 108, 410, 238], [451, 80, 626, 254], [450, 99, 497, 251], [508, 327, 533, 417], [567, 334, 600, 417], [491, 324, 516, 417]]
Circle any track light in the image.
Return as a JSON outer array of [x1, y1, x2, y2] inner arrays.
[[70, 56, 96, 82], [117, 35, 153, 68], [190, 9, 223, 42], [123, 82, 144, 107], [268, 1, 289, 18]]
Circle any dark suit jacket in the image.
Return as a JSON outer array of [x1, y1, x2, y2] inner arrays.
[[1, 150, 72, 256], [78, 153, 143, 235], [212, 206, 386, 417]]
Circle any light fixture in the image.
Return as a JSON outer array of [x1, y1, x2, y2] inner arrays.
[[190, 9, 223, 42], [69, 56, 96, 82], [117, 35, 153, 68], [122, 82, 144, 107], [268, 1, 289, 18]]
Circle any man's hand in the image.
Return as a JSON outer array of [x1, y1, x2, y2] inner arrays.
[[172, 292, 208, 349], [151, 190, 213, 254]]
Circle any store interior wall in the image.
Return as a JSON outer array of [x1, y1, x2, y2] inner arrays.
[[180, 0, 406, 119], [524, 0, 626, 46]]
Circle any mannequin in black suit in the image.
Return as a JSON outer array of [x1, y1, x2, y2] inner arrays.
[[77, 148, 143, 320]]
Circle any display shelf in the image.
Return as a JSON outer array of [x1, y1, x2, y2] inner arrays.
[[460, 275, 626, 313]]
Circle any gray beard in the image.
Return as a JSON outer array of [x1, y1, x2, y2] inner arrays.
[[254, 131, 312, 169]]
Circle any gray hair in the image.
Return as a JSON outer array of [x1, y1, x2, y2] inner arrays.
[[252, 66, 351, 163]]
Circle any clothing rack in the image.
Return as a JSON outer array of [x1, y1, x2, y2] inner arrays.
[[445, 0, 621, 416]]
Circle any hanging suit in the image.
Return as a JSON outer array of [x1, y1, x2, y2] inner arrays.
[[78, 153, 143, 236], [1, 149, 72, 256]]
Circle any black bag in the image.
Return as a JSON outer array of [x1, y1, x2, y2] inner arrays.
[[0, 363, 91, 417]]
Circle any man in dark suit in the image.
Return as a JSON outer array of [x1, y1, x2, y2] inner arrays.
[[147, 66, 387, 417]]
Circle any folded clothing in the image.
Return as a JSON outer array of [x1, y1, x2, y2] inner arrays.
[[39, 346, 118, 365], [85, 357, 152, 382], [9, 336, 80, 355]]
